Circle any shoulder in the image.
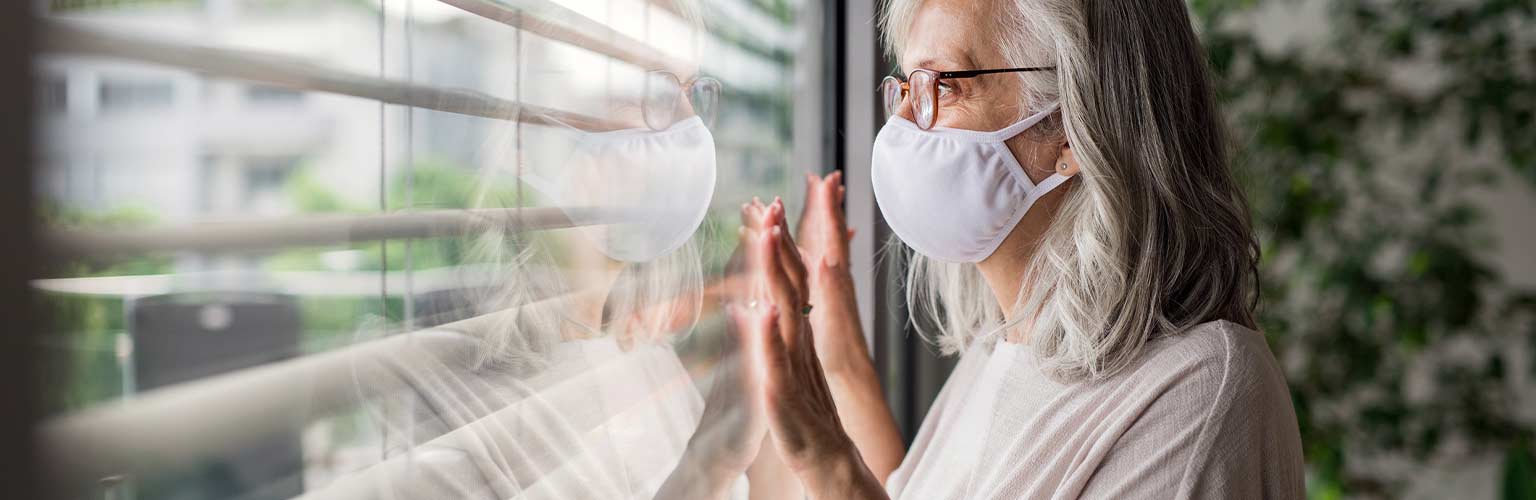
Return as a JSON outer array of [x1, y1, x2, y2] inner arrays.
[[1129, 320, 1287, 400], [1102, 321, 1304, 496], [1123, 320, 1301, 457], [1099, 319, 1296, 443]]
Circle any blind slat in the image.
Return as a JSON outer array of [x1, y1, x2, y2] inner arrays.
[[440, 0, 689, 75], [40, 20, 629, 131], [35, 284, 660, 496], [35, 293, 565, 497], [46, 206, 624, 259]]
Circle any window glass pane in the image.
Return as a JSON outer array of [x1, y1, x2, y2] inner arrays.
[[36, 0, 826, 498]]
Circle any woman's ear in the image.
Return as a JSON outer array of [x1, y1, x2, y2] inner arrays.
[[1054, 143, 1081, 177]]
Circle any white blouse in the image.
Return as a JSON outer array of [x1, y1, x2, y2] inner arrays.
[[885, 320, 1305, 499]]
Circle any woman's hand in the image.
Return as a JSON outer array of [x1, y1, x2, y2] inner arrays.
[[689, 308, 769, 474], [795, 171, 852, 269], [655, 203, 778, 500], [741, 200, 887, 499], [687, 198, 791, 472], [790, 172, 870, 375], [655, 310, 767, 500], [762, 186, 907, 484]]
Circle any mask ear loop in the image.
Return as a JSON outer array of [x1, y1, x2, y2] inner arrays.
[[1015, 106, 1074, 180]]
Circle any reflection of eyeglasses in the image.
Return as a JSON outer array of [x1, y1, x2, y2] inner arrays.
[[644, 70, 722, 131], [880, 67, 1055, 130]]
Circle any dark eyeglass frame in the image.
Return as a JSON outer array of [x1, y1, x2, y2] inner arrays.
[[881, 66, 1056, 129]]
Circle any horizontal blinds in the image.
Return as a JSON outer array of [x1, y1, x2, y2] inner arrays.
[[38, 290, 579, 495], [47, 206, 621, 259], [41, 20, 630, 131], [440, 0, 688, 75], [37, 0, 789, 495]]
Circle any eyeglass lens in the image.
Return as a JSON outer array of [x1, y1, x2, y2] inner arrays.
[[689, 77, 721, 128], [879, 71, 938, 129], [880, 76, 902, 120], [643, 71, 682, 131], [644, 71, 721, 130]]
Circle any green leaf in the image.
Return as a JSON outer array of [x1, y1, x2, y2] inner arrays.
[[1504, 443, 1536, 500]]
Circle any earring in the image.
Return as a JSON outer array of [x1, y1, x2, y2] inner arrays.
[[1058, 162, 1069, 172]]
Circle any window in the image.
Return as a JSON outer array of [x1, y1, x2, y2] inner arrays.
[[242, 155, 299, 211], [97, 77, 173, 112], [35, 0, 835, 498], [244, 84, 304, 106], [40, 75, 68, 113]]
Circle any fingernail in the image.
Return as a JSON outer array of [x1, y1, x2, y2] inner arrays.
[[770, 225, 781, 237]]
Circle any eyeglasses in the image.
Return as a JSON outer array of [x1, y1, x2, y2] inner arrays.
[[644, 70, 722, 131], [880, 67, 1055, 130]]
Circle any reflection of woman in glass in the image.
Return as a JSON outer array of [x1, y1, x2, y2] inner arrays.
[[324, 2, 764, 499], [696, 0, 1305, 499]]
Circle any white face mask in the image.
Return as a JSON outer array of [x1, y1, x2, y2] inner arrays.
[[526, 116, 717, 263], [871, 103, 1070, 263]]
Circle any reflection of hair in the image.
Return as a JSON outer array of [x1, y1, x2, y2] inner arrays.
[[652, 0, 709, 62], [880, 0, 1260, 381], [461, 0, 711, 375]]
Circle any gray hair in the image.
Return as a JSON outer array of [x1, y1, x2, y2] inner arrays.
[[458, 0, 711, 375], [880, 0, 1260, 380]]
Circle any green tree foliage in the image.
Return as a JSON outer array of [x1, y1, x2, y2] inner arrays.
[[38, 203, 173, 413], [1190, 0, 1536, 497]]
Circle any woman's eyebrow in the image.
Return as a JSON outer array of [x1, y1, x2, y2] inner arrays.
[[909, 53, 981, 73], [910, 57, 955, 71], [959, 50, 980, 71]]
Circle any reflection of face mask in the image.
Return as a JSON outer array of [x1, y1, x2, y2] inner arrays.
[[526, 116, 717, 263], [871, 103, 1068, 263]]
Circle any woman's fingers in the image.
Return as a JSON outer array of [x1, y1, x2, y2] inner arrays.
[[759, 227, 808, 349], [796, 172, 821, 241], [741, 198, 768, 230], [818, 175, 851, 267], [752, 303, 786, 375], [768, 199, 809, 300], [740, 191, 819, 338], [764, 202, 811, 300], [774, 197, 811, 277], [732, 302, 779, 386]]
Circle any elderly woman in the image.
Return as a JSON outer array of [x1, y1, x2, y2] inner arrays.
[[680, 0, 1306, 498]]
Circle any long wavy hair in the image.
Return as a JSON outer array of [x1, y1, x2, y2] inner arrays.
[[880, 0, 1260, 380], [460, 0, 711, 375]]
